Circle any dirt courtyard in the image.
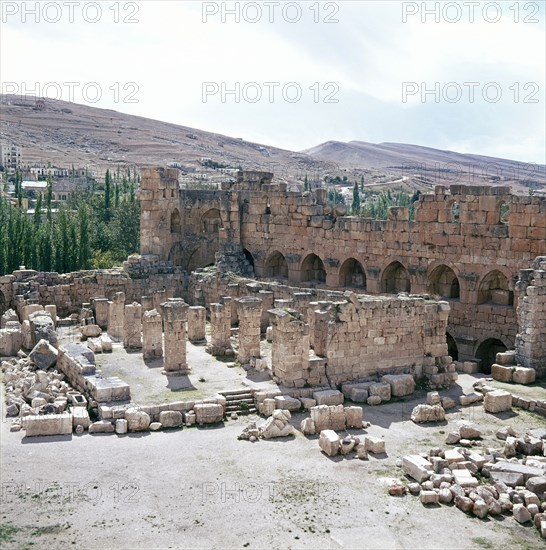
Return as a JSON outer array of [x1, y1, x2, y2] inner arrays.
[[1, 370, 545, 550]]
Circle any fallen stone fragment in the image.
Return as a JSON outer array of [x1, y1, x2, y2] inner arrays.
[[484, 390, 512, 413], [402, 455, 433, 483], [319, 429, 340, 457], [420, 490, 439, 505], [513, 503, 532, 524]]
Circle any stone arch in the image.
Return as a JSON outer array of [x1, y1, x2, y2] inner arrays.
[[170, 208, 181, 233], [381, 261, 411, 294], [475, 338, 507, 374], [428, 264, 460, 299], [339, 258, 366, 289], [300, 254, 326, 283], [446, 332, 459, 361], [477, 270, 513, 306], [265, 251, 288, 279], [201, 208, 223, 234], [106, 287, 125, 301], [243, 249, 255, 273]]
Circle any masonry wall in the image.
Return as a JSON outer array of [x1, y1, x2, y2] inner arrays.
[[139, 168, 545, 362]]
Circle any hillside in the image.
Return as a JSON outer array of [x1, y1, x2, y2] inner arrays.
[[1, 94, 543, 193]]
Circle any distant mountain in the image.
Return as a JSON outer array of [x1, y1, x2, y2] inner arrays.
[[303, 140, 546, 193], [1, 94, 543, 193]]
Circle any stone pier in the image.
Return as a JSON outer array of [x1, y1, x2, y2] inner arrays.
[[188, 306, 206, 343], [515, 256, 546, 377], [269, 308, 310, 388], [160, 299, 190, 375], [142, 308, 163, 360], [107, 292, 125, 342], [236, 296, 262, 364], [207, 298, 232, 356], [141, 296, 154, 315], [92, 298, 109, 329], [124, 302, 142, 350], [258, 290, 274, 332]]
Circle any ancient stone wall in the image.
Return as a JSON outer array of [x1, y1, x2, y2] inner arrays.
[[139, 168, 545, 364], [515, 256, 546, 376]]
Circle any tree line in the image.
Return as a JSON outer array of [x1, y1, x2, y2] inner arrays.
[[0, 169, 140, 276]]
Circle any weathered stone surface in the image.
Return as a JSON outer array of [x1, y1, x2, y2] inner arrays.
[[420, 490, 439, 505], [310, 404, 346, 432], [125, 408, 151, 431], [274, 395, 301, 411], [344, 406, 363, 429], [513, 367, 536, 384], [402, 455, 433, 483], [260, 409, 294, 439], [411, 404, 445, 423], [81, 324, 102, 338], [89, 420, 115, 434], [194, 403, 224, 424], [459, 424, 482, 439], [159, 410, 183, 428], [349, 387, 369, 403], [72, 407, 90, 430], [367, 395, 381, 406], [29, 339, 58, 370], [22, 412, 72, 436], [513, 504, 532, 524], [484, 390, 512, 413], [459, 393, 483, 406], [526, 476, 546, 499], [452, 470, 478, 489], [300, 417, 315, 435], [319, 430, 340, 456], [369, 383, 391, 401], [364, 436, 385, 454], [313, 389, 344, 406], [426, 391, 441, 405], [382, 374, 415, 397], [492, 363, 514, 382], [455, 495, 474, 513], [115, 419, 128, 434], [473, 499, 488, 519]]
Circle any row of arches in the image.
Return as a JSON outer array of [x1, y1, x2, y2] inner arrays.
[[447, 333, 508, 373], [261, 251, 514, 305]]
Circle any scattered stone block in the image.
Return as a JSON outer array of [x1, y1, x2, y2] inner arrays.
[[364, 436, 385, 454], [356, 444, 368, 460], [149, 422, 162, 431], [313, 389, 344, 406], [369, 383, 391, 401], [300, 397, 316, 409], [349, 387, 369, 403], [526, 476, 546, 499], [452, 469, 478, 488], [319, 429, 340, 457], [492, 363, 514, 383], [382, 374, 415, 397], [22, 412, 72, 436], [344, 406, 363, 429], [402, 455, 433, 483], [484, 390, 512, 413], [459, 424, 481, 439], [72, 407, 90, 430], [441, 397, 456, 410], [194, 403, 224, 424], [29, 339, 58, 370], [115, 419, 128, 434], [411, 403, 446, 423], [81, 324, 102, 338], [445, 449, 465, 464], [513, 504, 532, 524], [89, 420, 115, 434], [459, 393, 483, 406], [300, 417, 315, 435], [420, 491, 439, 505], [125, 408, 151, 431], [159, 410, 183, 428], [274, 395, 301, 411], [513, 367, 536, 385], [427, 391, 441, 405], [367, 395, 381, 406]]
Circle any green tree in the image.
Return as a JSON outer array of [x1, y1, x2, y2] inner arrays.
[[104, 169, 111, 220], [78, 204, 91, 269], [352, 181, 361, 214], [46, 173, 53, 222]]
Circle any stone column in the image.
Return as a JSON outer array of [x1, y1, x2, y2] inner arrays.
[[269, 308, 310, 388], [188, 306, 206, 343], [313, 304, 331, 357], [160, 299, 190, 375], [258, 290, 274, 332], [107, 292, 125, 342], [124, 302, 142, 350], [142, 309, 163, 360], [92, 298, 109, 329], [308, 301, 319, 348], [141, 296, 154, 315], [236, 296, 262, 364], [207, 298, 232, 356], [153, 289, 166, 312]]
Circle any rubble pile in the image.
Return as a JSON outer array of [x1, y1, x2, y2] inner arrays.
[[396, 424, 546, 539], [238, 409, 294, 441], [318, 430, 385, 459]]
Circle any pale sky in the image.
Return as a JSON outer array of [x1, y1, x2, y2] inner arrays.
[[1, 0, 545, 163]]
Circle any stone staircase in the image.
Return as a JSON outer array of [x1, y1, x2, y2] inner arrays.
[[220, 389, 257, 415]]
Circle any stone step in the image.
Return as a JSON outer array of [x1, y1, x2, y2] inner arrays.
[[224, 394, 253, 402], [221, 389, 254, 397]]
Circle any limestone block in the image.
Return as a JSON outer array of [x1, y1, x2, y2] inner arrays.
[[513, 504, 532, 524], [402, 455, 433, 482], [1, 309, 18, 328], [459, 393, 483, 406], [382, 374, 415, 397], [344, 406, 363, 429], [420, 491, 439, 505], [89, 420, 115, 434], [319, 430, 340, 457], [473, 499, 488, 519], [427, 391, 441, 405], [100, 335, 113, 352], [513, 367, 536, 385], [459, 424, 482, 439], [313, 389, 344, 406], [0, 325, 23, 356], [259, 398, 276, 417], [441, 397, 456, 410], [72, 407, 90, 430], [462, 361, 480, 374], [452, 469, 479, 489], [300, 397, 316, 409], [159, 410, 183, 428], [115, 419, 128, 434], [492, 363, 514, 383], [369, 383, 391, 401], [274, 395, 301, 411], [364, 436, 385, 454], [29, 312, 56, 346], [81, 324, 102, 338], [310, 404, 346, 432], [125, 408, 151, 431], [87, 337, 103, 353], [349, 387, 369, 403], [150, 422, 162, 431], [194, 403, 224, 424], [29, 339, 58, 370], [526, 476, 546, 499], [484, 390, 512, 413], [300, 417, 315, 435], [367, 395, 381, 406], [445, 449, 465, 464], [496, 351, 515, 365], [23, 412, 72, 437], [411, 404, 445, 423]]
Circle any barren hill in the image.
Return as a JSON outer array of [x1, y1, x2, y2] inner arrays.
[[1, 94, 543, 193]]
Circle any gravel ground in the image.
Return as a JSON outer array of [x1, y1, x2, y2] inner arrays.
[[1, 371, 545, 550]]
